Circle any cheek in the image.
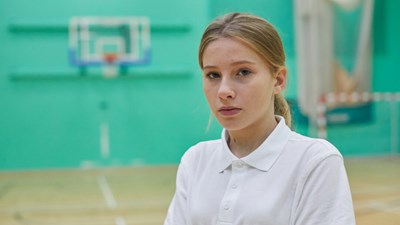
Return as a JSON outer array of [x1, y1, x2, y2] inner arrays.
[[249, 83, 274, 106], [203, 83, 211, 97], [203, 85, 216, 105]]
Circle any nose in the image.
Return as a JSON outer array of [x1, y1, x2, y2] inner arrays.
[[218, 77, 235, 100]]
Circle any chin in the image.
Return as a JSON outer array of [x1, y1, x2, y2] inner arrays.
[[218, 120, 245, 131]]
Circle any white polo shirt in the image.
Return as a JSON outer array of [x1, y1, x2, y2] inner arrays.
[[164, 116, 355, 225]]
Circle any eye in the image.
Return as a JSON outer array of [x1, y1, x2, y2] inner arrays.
[[205, 72, 220, 79], [237, 69, 252, 76]]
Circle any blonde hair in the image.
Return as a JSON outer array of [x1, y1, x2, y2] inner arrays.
[[199, 12, 292, 128]]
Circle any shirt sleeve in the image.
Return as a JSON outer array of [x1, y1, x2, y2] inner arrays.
[[164, 160, 189, 225], [291, 154, 356, 225]]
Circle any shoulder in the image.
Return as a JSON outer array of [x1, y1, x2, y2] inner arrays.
[[288, 131, 343, 159], [284, 133, 351, 192], [283, 131, 344, 175], [180, 139, 222, 166]]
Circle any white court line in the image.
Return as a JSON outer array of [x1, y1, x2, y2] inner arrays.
[[115, 216, 127, 225], [97, 175, 117, 209], [355, 200, 400, 214], [352, 184, 400, 194], [353, 183, 400, 214]]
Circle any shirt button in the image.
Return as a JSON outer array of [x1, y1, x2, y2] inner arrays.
[[234, 161, 244, 168], [231, 184, 237, 189], [224, 204, 230, 210]]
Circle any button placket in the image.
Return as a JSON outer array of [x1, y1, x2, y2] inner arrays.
[[217, 160, 247, 223]]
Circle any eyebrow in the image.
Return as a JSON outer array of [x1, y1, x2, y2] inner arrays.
[[203, 60, 256, 70]]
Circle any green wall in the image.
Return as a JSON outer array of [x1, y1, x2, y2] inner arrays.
[[0, 0, 220, 170], [371, 0, 400, 92], [0, 0, 399, 170]]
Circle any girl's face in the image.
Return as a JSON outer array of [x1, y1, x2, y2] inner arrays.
[[202, 37, 286, 132]]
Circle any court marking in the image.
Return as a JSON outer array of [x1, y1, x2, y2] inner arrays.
[[351, 184, 400, 194], [97, 175, 117, 208], [355, 200, 400, 214], [97, 175, 131, 225], [352, 182, 400, 215], [116, 216, 127, 225]]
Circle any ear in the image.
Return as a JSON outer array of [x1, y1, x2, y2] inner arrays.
[[274, 67, 287, 94]]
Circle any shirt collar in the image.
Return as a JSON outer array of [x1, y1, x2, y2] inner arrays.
[[216, 116, 291, 173]]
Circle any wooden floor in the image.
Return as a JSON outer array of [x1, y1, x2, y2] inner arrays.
[[0, 156, 399, 225], [345, 156, 400, 225]]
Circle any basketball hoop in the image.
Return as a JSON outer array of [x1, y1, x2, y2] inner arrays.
[[104, 52, 118, 64], [103, 52, 118, 78]]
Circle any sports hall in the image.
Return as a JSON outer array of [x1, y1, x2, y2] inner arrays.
[[0, 0, 399, 224]]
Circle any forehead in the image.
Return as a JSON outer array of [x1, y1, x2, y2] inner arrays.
[[205, 37, 254, 54], [202, 37, 264, 65]]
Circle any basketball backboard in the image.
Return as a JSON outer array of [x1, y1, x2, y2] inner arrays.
[[69, 16, 151, 77]]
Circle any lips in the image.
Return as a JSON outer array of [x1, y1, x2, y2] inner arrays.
[[218, 106, 242, 116]]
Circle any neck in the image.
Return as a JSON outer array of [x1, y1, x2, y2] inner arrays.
[[227, 117, 278, 158]]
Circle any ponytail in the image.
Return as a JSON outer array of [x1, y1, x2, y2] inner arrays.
[[274, 93, 292, 129]]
